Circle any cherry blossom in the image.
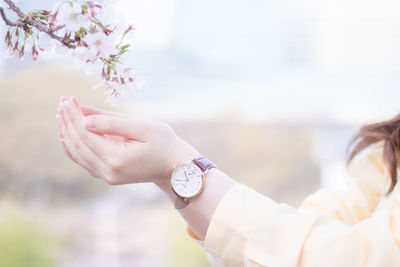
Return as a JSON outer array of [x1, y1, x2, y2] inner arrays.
[[83, 31, 118, 59], [37, 32, 55, 52], [0, 0, 136, 105], [56, 1, 91, 33], [73, 46, 98, 63]]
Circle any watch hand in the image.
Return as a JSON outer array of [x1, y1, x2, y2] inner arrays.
[[184, 170, 189, 182]]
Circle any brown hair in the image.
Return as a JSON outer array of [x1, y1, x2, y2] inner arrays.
[[347, 114, 400, 194]]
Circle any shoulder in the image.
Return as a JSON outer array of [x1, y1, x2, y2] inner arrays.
[[347, 141, 391, 195], [299, 142, 391, 221]]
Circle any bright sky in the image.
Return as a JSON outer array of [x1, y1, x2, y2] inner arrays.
[[114, 0, 177, 51], [2, 0, 400, 124]]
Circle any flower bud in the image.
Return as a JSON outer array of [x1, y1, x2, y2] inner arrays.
[[87, 1, 102, 9], [13, 41, 19, 51], [48, 12, 58, 27], [101, 67, 106, 80], [19, 45, 25, 58], [124, 25, 135, 35], [31, 45, 39, 61], [4, 30, 11, 43]]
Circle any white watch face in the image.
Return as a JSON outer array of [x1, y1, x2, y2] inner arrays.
[[171, 163, 204, 198]]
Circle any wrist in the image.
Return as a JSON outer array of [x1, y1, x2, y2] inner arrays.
[[156, 140, 207, 204], [175, 139, 202, 163], [154, 181, 177, 205], [154, 180, 171, 193], [162, 138, 201, 181]]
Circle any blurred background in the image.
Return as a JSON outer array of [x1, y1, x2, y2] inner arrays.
[[1, 0, 400, 266]]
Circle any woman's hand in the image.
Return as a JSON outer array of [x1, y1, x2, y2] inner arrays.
[[56, 97, 237, 241], [56, 97, 200, 186]]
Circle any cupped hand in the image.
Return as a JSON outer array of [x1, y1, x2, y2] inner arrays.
[[56, 97, 200, 185]]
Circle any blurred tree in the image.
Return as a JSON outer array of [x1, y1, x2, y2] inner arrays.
[[167, 213, 209, 267], [174, 121, 320, 206], [0, 209, 60, 267]]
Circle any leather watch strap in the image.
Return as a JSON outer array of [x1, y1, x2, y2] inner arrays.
[[174, 195, 189, 209], [192, 157, 217, 172]]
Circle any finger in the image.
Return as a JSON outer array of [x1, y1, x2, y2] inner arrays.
[[104, 133, 127, 143], [58, 110, 89, 168], [56, 114, 64, 139], [63, 135, 102, 179], [57, 112, 80, 164], [59, 118, 103, 178], [79, 105, 128, 142], [83, 114, 149, 142], [60, 138, 76, 164], [80, 105, 129, 118], [57, 100, 75, 160], [64, 97, 119, 164], [56, 114, 72, 159], [60, 99, 106, 177], [60, 96, 68, 103], [70, 106, 125, 143]]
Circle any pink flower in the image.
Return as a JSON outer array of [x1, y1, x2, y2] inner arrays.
[[83, 31, 118, 59], [56, 2, 90, 33], [37, 32, 55, 52]]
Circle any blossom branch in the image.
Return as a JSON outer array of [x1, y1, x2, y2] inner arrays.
[[1, 0, 76, 48], [0, 7, 23, 27], [1, 0, 136, 105]]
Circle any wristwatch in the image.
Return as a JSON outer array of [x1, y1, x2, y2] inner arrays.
[[170, 156, 217, 209]]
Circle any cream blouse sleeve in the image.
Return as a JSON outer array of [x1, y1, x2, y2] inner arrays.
[[186, 143, 400, 267]]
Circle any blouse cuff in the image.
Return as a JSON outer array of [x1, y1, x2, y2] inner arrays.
[[201, 183, 276, 266]]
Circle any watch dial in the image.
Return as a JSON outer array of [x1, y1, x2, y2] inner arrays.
[[171, 163, 203, 198]]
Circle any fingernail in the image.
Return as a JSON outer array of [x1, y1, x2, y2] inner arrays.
[[62, 102, 70, 113], [59, 103, 66, 113], [71, 96, 79, 106], [84, 117, 95, 129], [56, 114, 62, 124]]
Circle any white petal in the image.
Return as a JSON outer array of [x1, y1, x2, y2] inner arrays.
[[37, 32, 55, 51]]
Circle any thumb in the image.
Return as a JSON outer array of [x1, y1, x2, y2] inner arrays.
[[80, 105, 130, 118], [83, 115, 148, 141]]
